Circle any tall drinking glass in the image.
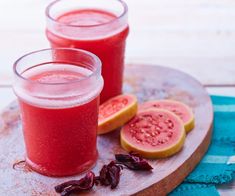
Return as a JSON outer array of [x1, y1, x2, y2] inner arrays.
[[13, 48, 103, 176], [46, 0, 129, 103]]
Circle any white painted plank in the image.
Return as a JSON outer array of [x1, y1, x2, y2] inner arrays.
[[1, 0, 235, 86], [206, 87, 235, 97], [0, 88, 16, 111]]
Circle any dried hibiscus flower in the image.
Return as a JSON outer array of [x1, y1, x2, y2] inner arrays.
[[54, 153, 153, 195], [115, 152, 153, 171], [97, 161, 122, 189], [55, 171, 96, 196]]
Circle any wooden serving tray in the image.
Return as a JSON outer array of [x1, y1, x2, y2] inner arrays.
[[0, 65, 213, 196]]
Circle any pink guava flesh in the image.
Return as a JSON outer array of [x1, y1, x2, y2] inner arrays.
[[99, 95, 134, 122], [139, 100, 192, 125], [122, 110, 183, 151]]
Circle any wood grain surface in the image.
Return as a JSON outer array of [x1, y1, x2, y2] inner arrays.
[[0, 65, 213, 195]]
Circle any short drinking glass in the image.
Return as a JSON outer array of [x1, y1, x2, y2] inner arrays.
[[13, 48, 103, 176]]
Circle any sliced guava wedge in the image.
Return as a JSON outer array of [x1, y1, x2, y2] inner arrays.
[[98, 94, 138, 135]]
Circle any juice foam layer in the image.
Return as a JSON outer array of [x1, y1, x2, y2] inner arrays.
[[22, 63, 92, 83], [14, 63, 103, 108], [57, 9, 116, 26], [49, 9, 127, 40]]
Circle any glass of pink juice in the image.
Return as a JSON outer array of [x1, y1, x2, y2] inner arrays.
[[13, 48, 103, 177], [45, 0, 129, 103]]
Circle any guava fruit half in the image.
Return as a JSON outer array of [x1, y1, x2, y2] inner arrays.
[[120, 109, 186, 159]]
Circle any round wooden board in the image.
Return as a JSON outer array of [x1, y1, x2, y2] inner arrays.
[[0, 65, 213, 196]]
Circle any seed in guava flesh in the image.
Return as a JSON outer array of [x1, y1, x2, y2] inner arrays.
[[139, 100, 195, 133], [98, 94, 138, 134], [120, 109, 186, 158]]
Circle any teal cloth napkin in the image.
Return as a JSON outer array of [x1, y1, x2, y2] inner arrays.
[[170, 183, 219, 196], [170, 96, 235, 196]]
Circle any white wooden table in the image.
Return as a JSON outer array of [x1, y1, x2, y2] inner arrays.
[[0, 0, 234, 195]]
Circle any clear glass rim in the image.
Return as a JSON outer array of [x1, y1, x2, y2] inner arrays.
[[13, 48, 102, 86], [45, 0, 128, 28]]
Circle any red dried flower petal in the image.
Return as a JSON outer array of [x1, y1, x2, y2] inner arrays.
[[115, 153, 153, 171], [54, 171, 95, 195]]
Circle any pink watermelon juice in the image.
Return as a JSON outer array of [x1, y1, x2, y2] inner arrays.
[[46, 0, 129, 103], [13, 49, 103, 176]]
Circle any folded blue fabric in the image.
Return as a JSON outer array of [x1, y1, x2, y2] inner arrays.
[[212, 96, 235, 143], [170, 183, 219, 196], [185, 141, 235, 184], [170, 96, 235, 196]]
